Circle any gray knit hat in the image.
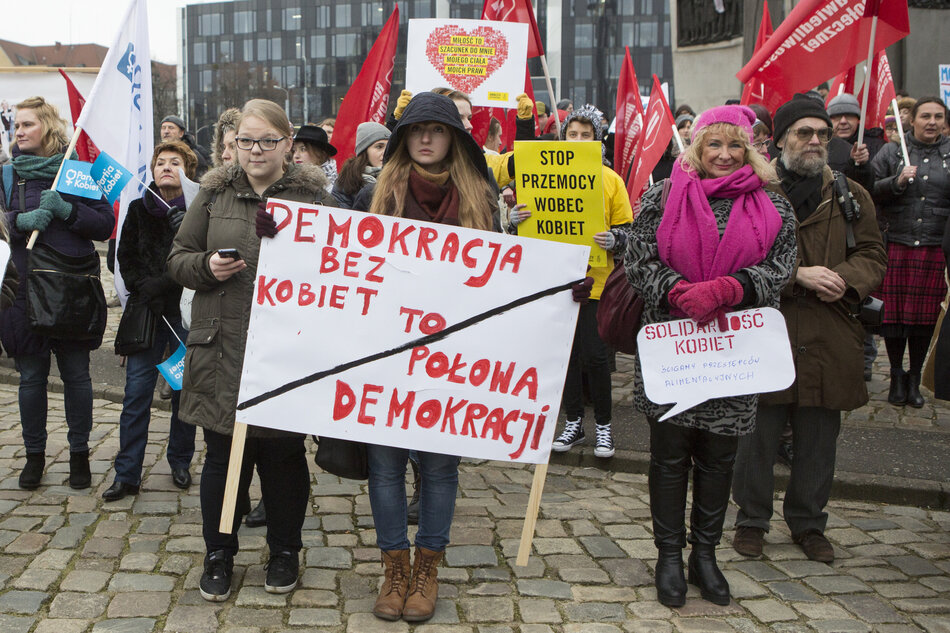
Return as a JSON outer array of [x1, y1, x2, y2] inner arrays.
[[161, 114, 186, 131], [826, 93, 861, 118], [354, 122, 391, 157]]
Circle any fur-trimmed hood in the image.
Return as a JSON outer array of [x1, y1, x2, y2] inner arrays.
[[198, 162, 329, 196]]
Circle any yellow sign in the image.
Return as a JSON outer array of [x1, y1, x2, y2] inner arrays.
[[513, 141, 608, 268]]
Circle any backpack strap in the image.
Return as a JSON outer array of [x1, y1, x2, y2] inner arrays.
[[1, 165, 12, 210], [831, 170, 860, 249]]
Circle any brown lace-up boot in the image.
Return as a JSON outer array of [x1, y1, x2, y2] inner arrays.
[[402, 546, 444, 622], [372, 549, 411, 621]]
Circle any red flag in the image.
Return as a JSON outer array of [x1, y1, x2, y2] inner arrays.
[[481, 0, 544, 58], [333, 5, 399, 169], [614, 47, 645, 181], [626, 76, 675, 209], [739, 0, 773, 107], [825, 66, 857, 106], [58, 69, 100, 162], [857, 50, 895, 129], [736, 0, 909, 114]]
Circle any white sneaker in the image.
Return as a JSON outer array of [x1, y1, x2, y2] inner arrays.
[[594, 424, 615, 458], [552, 419, 585, 452]]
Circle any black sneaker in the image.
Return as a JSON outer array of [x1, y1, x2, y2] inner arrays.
[[552, 419, 584, 452], [264, 550, 299, 594], [199, 550, 233, 602], [594, 424, 615, 458]]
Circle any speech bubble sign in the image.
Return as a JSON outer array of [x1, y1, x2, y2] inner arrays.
[[637, 307, 795, 421]]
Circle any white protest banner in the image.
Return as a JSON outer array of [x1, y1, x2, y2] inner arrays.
[[405, 18, 529, 109], [75, 0, 153, 302], [637, 308, 795, 421], [236, 203, 589, 464], [941, 65, 950, 108]]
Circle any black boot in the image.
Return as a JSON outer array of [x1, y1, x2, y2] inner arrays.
[[648, 419, 689, 608], [69, 451, 91, 489], [407, 458, 421, 526], [888, 368, 908, 405], [19, 453, 45, 490], [906, 372, 925, 408], [687, 431, 737, 606]]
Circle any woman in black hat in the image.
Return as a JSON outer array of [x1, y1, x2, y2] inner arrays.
[[365, 92, 496, 624], [292, 124, 337, 191]]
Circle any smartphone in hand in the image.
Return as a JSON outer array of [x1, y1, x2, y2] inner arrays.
[[216, 248, 242, 261]]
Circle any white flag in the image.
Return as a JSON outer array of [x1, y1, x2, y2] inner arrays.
[[76, 0, 153, 302]]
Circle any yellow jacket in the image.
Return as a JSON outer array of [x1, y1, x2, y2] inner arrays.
[[590, 166, 633, 300]]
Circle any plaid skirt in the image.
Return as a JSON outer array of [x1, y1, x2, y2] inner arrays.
[[875, 243, 947, 327]]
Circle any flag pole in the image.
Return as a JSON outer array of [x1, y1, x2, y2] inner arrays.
[[27, 125, 84, 250], [671, 125, 685, 154], [891, 97, 914, 185], [538, 55, 561, 139], [856, 15, 879, 148]]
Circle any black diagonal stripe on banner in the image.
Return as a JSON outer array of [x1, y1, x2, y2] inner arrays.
[[237, 278, 583, 410]]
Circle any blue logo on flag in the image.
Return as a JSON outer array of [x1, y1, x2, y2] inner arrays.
[[90, 152, 134, 205], [56, 160, 104, 200], [156, 343, 186, 391]]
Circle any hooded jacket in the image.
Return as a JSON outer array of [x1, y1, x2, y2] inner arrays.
[[166, 162, 332, 436]]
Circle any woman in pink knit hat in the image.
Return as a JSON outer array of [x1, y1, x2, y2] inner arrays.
[[624, 105, 797, 608]]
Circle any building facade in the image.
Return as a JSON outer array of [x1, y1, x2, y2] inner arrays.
[[178, 0, 673, 139]]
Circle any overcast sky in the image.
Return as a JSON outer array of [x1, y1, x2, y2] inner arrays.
[[2, 0, 225, 65]]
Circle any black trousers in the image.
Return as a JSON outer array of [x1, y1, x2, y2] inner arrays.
[[563, 300, 613, 425], [732, 404, 841, 535], [648, 419, 738, 549], [201, 428, 310, 555]]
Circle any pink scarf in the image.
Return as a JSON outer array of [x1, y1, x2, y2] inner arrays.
[[656, 161, 782, 283]]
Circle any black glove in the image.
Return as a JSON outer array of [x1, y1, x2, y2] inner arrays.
[[572, 277, 594, 304], [256, 202, 278, 238], [137, 277, 166, 300], [167, 206, 186, 231]]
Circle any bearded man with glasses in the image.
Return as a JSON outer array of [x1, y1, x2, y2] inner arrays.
[[731, 93, 886, 564]]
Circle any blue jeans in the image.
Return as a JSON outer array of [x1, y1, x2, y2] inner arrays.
[[114, 318, 195, 485], [367, 445, 459, 552], [16, 348, 93, 454]]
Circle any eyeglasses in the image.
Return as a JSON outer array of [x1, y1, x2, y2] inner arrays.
[[235, 136, 286, 151], [753, 138, 772, 150], [789, 126, 833, 143]]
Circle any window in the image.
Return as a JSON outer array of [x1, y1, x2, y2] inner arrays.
[[272, 37, 282, 60], [641, 0, 654, 12], [219, 40, 233, 62], [285, 65, 298, 87], [193, 42, 207, 65], [257, 37, 269, 62], [315, 6, 330, 27], [283, 8, 301, 29], [313, 63, 327, 87], [234, 10, 255, 34], [198, 13, 223, 36], [622, 0, 636, 12], [243, 39, 254, 62], [201, 69, 213, 92], [652, 53, 665, 75], [413, 0, 432, 18], [335, 4, 351, 27], [333, 33, 358, 57], [622, 22, 635, 45], [310, 34, 326, 56], [575, 55, 592, 78], [575, 23, 593, 46], [638, 22, 658, 47], [362, 4, 384, 26]]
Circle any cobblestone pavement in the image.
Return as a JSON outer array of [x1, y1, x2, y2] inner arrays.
[[0, 384, 949, 632]]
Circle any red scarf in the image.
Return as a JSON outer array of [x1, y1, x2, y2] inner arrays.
[[404, 167, 460, 226]]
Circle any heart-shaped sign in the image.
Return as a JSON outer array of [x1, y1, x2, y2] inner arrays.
[[425, 25, 509, 95]]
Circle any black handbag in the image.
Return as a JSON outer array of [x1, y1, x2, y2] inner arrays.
[[26, 242, 107, 341], [314, 436, 368, 480], [114, 298, 157, 355]]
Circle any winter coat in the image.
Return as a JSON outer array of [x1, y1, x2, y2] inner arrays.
[[0, 154, 115, 357], [761, 165, 886, 410], [624, 182, 797, 435], [182, 133, 211, 177], [871, 132, 950, 247], [827, 136, 874, 194], [166, 163, 333, 436], [117, 184, 184, 319]]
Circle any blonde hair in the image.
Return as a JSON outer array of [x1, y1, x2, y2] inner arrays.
[[14, 96, 68, 157], [369, 130, 494, 231], [431, 87, 472, 107], [238, 99, 293, 138], [212, 107, 241, 167], [678, 122, 776, 182]]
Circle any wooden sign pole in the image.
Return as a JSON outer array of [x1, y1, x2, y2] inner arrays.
[[218, 422, 248, 533], [516, 461, 549, 566]]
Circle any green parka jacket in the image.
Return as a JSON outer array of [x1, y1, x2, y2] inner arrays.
[[761, 165, 886, 411], [167, 163, 332, 436]]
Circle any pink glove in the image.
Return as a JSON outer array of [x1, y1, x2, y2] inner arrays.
[[674, 276, 744, 326], [667, 280, 693, 314]]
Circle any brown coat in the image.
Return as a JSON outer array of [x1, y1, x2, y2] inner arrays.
[[761, 166, 886, 411], [167, 163, 332, 436]]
